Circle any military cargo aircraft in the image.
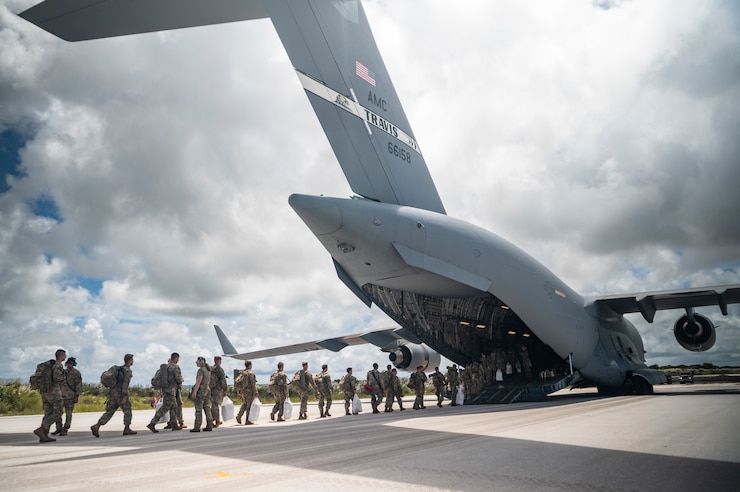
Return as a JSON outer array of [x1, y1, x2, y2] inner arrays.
[[20, 0, 739, 401]]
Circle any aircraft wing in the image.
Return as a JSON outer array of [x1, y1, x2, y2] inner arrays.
[[18, 0, 268, 42], [590, 284, 740, 323], [214, 324, 422, 361]]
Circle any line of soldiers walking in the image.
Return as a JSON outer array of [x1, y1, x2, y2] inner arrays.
[[32, 351, 465, 443]]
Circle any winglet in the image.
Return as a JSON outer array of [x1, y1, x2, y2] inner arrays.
[[213, 325, 238, 356]]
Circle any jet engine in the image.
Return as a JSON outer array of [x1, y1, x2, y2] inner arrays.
[[674, 312, 716, 352], [387, 344, 441, 371]]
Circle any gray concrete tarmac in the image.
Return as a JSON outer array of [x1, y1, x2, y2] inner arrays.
[[1, 384, 739, 491]]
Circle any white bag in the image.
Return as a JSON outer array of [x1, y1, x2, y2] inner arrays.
[[495, 369, 504, 382], [352, 394, 363, 414], [221, 395, 235, 421], [154, 398, 169, 424], [283, 399, 293, 420], [455, 386, 465, 406], [249, 397, 261, 422]]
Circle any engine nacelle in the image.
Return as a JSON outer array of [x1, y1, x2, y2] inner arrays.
[[674, 313, 716, 352], [387, 343, 441, 372]]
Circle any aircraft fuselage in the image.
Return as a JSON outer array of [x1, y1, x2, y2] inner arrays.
[[290, 193, 662, 390]]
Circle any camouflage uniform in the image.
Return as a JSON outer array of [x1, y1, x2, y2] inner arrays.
[[293, 365, 318, 419], [446, 365, 459, 406], [269, 366, 288, 421], [366, 364, 384, 414], [90, 354, 136, 437], [41, 360, 65, 436], [192, 363, 213, 431], [315, 366, 333, 417], [209, 360, 227, 426], [57, 363, 82, 433], [340, 370, 356, 415], [411, 368, 427, 410], [387, 369, 404, 411], [382, 365, 394, 410], [431, 368, 447, 407], [235, 366, 258, 424], [149, 358, 183, 430]]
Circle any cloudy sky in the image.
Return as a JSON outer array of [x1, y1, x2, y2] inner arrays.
[[1, 0, 738, 387]]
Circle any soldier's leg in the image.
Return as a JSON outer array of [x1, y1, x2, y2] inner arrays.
[[48, 393, 63, 432], [277, 395, 285, 419], [41, 394, 55, 432], [244, 392, 254, 423], [99, 399, 119, 425], [299, 392, 308, 418], [193, 398, 203, 430], [344, 395, 351, 415], [211, 398, 221, 426], [62, 399, 75, 429], [204, 399, 214, 430], [318, 394, 325, 417], [325, 395, 332, 416]]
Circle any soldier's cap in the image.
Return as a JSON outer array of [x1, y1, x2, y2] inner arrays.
[[66, 357, 77, 366]]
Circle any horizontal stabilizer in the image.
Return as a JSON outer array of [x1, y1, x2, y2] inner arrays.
[[19, 0, 268, 41]]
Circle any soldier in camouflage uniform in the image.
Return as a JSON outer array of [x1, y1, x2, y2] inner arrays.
[[315, 364, 333, 418], [53, 357, 82, 435], [293, 361, 318, 420], [209, 356, 228, 427], [190, 356, 213, 432], [269, 362, 288, 421], [33, 349, 66, 443], [410, 365, 428, 410], [147, 353, 183, 433], [431, 366, 447, 407], [446, 364, 459, 406], [386, 368, 405, 411], [235, 360, 258, 425], [382, 364, 393, 409], [91, 353, 137, 437], [366, 362, 384, 414], [340, 367, 356, 415]]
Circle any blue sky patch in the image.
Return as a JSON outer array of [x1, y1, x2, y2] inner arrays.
[[31, 194, 63, 222], [0, 127, 30, 193], [76, 276, 104, 297]]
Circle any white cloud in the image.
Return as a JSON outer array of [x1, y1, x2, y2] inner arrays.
[[0, 0, 738, 387]]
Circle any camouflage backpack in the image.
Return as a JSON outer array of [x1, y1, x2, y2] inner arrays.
[[150, 363, 168, 390], [100, 365, 122, 388], [29, 360, 55, 392], [234, 370, 247, 391]]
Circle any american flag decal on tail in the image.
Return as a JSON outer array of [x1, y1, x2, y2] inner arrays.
[[356, 60, 376, 86]]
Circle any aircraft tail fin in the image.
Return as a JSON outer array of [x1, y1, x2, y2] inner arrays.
[[213, 324, 238, 356], [266, 0, 446, 213], [21, 0, 446, 213]]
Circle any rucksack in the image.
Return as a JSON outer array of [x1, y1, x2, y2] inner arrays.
[[100, 365, 122, 388], [30, 360, 54, 392], [151, 363, 168, 390], [235, 370, 247, 390]]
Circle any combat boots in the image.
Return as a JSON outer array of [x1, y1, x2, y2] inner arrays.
[[34, 427, 55, 443], [90, 423, 101, 438], [236, 414, 242, 424], [123, 426, 138, 435]]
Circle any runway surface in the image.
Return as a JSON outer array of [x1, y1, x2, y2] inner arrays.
[[1, 384, 739, 491]]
